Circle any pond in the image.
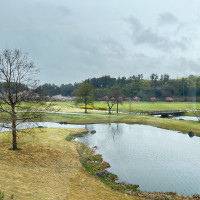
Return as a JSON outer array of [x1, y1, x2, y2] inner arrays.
[[74, 123, 200, 196], [171, 116, 199, 121], [1, 122, 200, 196], [0, 122, 85, 132], [154, 115, 199, 121]]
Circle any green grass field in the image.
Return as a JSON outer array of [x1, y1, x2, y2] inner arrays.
[[94, 101, 200, 112], [52, 101, 200, 113], [3, 101, 198, 114]]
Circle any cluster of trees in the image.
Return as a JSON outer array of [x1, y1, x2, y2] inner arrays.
[[91, 74, 199, 101], [39, 74, 200, 101], [76, 83, 124, 114], [37, 83, 78, 97]]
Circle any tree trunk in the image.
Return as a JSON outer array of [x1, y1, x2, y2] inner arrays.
[[12, 123, 17, 150], [12, 107, 18, 150], [117, 102, 119, 114], [109, 108, 111, 114], [85, 102, 87, 113]]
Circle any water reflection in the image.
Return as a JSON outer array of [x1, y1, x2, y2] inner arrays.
[[107, 123, 122, 141]]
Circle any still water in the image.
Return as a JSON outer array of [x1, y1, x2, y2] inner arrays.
[[171, 116, 198, 121], [154, 115, 199, 121], [1, 122, 200, 195], [74, 123, 200, 196]]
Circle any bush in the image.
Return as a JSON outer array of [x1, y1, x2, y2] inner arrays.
[[65, 135, 73, 141], [0, 190, 4, 200], [133, 96, 141, 102], [150, 97, 156, 102], [98, 106, 107, 110], [166, 97, 174, 102], [80, 105, 94, 110]]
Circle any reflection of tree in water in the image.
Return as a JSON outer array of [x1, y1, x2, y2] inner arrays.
[[84, 124, 94, 132], [107, 123, 122, 141]]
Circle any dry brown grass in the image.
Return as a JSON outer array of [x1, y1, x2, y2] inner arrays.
[[0, 128, 142, 200], [50, 103, 109, 114]]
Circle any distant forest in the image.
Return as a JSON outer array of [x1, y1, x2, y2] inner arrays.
[[37, 74, 200, 101]]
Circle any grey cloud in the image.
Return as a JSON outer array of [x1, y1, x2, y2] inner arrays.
[[157, 12, 187, 37], [67, 35, 126, 61], [126, 17, 143, 32], [56, 6, 70, 16], [126, 16, 187, 52], [0, 0, 128, 84], [100, 39, 126, 58], [0, 0, 198, 85], [172, 57, 200, 76], [127, 53, 200, 79], [37, 34, 127, 84], [158, 12, 178, 25]]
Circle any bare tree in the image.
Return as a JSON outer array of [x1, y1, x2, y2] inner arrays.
[[111, 86, 123, 114], [0, 49, 47, 150], [102, 96, 116, 114]]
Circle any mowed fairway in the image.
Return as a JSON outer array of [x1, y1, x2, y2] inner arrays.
[[93, 101, 200, 112], [0, 128, 141, 200]]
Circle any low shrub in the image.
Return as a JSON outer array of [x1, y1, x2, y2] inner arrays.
[[80, 105, 94, 110], [65, 135, 73, 141], [0, 190, 4, 200], [98, 106, 107, 110], [166, 97, 174, 102]]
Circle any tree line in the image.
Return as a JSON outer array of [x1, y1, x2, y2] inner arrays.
[[38, 74, 200, 101]]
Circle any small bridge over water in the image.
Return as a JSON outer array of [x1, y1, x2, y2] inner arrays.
[[145, 110, 186, 117]]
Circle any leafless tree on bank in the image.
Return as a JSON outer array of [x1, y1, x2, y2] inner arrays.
[[0, 49, 50, 150]]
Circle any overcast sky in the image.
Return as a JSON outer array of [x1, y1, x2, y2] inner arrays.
[[0, 0, 200, 85]]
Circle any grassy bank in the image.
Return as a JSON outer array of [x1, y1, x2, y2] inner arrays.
[[76, 143, 139, 195], [43, 113, 200, 136], [0, 128, 141, 200]]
